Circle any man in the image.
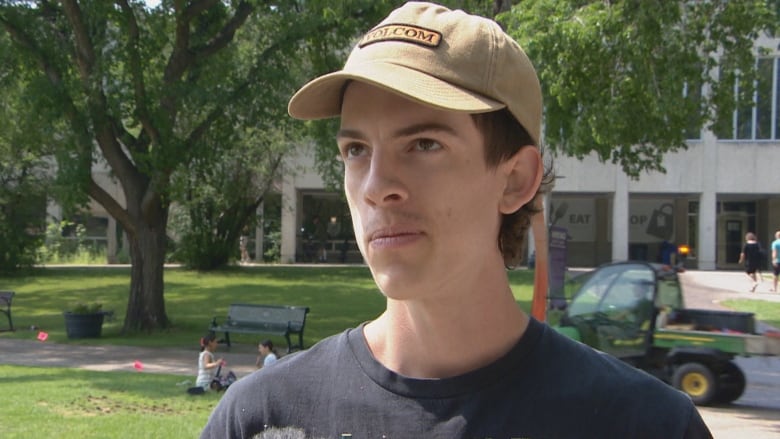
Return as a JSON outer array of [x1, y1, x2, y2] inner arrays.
[[202, 3, 711, 438], [772, 230, 780, 292], [738, 232, 763, 292]]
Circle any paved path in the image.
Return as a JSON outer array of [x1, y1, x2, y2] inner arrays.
[[677, 268, 780, 307], [0, 338, 259, 379], [663, 269, 780, 439]]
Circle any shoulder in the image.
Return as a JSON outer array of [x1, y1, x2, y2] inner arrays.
[[535, 325, 669, 395], [244, 332, 347, 388], [528, 324, 705, 436], [201, 330, 353, 436]]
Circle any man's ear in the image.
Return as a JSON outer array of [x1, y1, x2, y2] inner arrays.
[[499, 146, 543, 214]]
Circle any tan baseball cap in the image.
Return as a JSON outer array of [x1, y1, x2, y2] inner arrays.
[[288, 1, 542, 145]]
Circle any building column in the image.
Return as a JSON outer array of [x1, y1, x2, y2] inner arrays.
[[696, 130, 718, 270], [46, 199, 61, 223], [254, 201, 264, 263], [612, 171, 629, 261], [280, 177, 298, 264], [697, 191, 717, 270], [107, 216, 118, 264]]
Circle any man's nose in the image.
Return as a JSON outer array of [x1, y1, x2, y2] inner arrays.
[[362, 152, 408, 206]]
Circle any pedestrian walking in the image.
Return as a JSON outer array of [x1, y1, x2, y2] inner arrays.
[[738, 232, 764, 292]]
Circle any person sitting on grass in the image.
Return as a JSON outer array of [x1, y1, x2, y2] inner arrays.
[[196, 332, 224, 391], [255, 339, 278, 369]]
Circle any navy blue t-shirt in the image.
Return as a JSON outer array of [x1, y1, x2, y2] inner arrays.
[[201, 319, 711, 438]]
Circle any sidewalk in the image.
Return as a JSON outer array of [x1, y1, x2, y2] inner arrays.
[[677, 269, 780, 311], [0, 338, 259, 378]]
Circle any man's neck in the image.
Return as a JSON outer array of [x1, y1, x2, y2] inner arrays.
[[363, 280, 529, 379]]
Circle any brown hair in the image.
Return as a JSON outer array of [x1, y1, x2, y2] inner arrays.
[[259, 339, 278, 356], [200, 332, 217, 351], [471, 109, 554, 268]]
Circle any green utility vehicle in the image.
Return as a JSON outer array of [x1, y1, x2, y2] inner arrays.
[[553, 261, 780, 406]]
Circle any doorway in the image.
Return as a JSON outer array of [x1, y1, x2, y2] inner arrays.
[[724, 220, 743, 264]]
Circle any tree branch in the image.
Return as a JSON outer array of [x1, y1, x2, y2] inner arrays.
[[4, 3, 144, 222], [60, 0, 145, 203], [163, 0, 195, 84], [115, 0, 157, 153], [194, 1, 254, 61], [183, 22, 306, 148], [60, 0, 95, 81], [88, 178, 136, 236], [164, 0, 253, 83], [0, 12, 62, 87], [183, 0, 220, 22]]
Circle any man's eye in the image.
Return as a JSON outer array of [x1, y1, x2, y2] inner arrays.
[[341, 143, 367, 158], [414, 138, 442, 152]]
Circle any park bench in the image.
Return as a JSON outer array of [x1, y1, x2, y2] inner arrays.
[[0, 291, 15, 332], [210, 304, 310, 353]]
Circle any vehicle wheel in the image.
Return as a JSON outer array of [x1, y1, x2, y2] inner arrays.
[[672, 362, 716, 405], [714, 361, 746, 404]]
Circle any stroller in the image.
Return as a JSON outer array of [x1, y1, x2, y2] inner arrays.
[[187, 363, 237, 395], [210, 363, 237, 391]]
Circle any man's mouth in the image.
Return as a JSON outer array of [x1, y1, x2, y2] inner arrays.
[[368, 227, 423, 246]]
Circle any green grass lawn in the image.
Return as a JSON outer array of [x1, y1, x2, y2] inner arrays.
[[1, 265, 777, 348], [721, 298, 780, 329], [2, 265, 779, 438], [0, 266, 534, 438], [0, 265, 536, 349], [0, 364, 219, 439]]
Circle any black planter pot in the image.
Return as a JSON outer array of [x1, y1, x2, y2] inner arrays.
[[63, 312, 105, 339]]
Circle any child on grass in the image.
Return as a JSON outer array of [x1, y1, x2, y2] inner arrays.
[[196, 332, 224, 391]]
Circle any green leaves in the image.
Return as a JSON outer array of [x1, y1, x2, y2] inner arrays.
[[501, 0, 777, 177]]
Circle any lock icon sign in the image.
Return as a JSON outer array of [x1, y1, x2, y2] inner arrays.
[[646, 203, 674, 240]]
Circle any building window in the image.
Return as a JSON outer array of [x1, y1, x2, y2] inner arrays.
[[716, 57, 779, 140], [756, 57, 775, 139]]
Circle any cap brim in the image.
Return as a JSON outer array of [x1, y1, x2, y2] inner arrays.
[[288, 61, 505, 120]]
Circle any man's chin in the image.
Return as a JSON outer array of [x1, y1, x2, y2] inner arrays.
[[370, 266, 431, 300]]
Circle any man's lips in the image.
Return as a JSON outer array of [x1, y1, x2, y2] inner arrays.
[[367, 227, 423, 244]]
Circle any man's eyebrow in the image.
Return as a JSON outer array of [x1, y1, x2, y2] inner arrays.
[[336, 128, 365, 141], [336, 122, 459, 141], [393, 122, 459, 139]]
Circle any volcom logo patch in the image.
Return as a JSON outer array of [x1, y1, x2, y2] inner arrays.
[[359, 24, 442, 48]]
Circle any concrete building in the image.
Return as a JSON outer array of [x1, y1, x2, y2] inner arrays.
[[278, 37, 780, 270], [68, 36, 780, 270]]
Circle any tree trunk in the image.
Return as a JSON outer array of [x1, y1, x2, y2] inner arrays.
[[493, 0, 516, 16], [123, 208, 171, 332]]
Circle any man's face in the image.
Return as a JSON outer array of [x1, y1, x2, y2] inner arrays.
[[337, 82, 511, 300]]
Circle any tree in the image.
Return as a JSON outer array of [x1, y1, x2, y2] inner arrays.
[[0, 143, 49, 274], [311, 0, 777, 183], [169, 124, 290, 270], [499, 0, 778, 177], [0, 31, 50, 273], [166, 1, 395, 269], [0, 0, 390, 331]]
